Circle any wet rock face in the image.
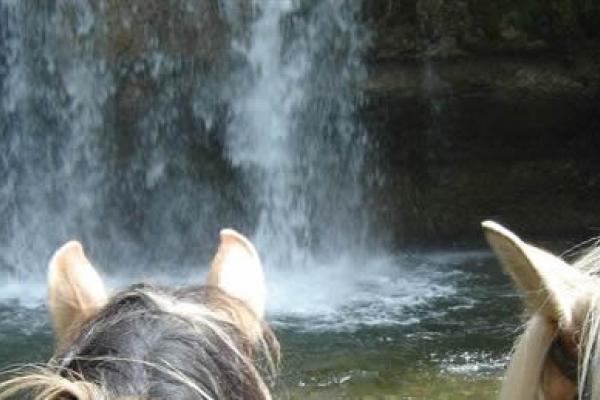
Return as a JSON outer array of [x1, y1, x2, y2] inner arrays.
[[103, 0, 228, 61], [364, 0, 600, 61], [364, 88, 600, 245], [361, 0, 600, 245], [100, 0, 230, 130]]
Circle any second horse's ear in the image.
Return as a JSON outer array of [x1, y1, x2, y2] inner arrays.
[[206, 229, 266, 319], [482, 220, 594, 329], [48, 241, 108, 349]]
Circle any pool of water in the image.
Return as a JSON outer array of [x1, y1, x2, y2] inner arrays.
[[0, 250, 520, 399]]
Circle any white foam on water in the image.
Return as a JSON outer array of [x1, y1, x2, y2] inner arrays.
[[266, 254, 457, 331], [0, 252, 460, 332], [0, 247, 498, 333], [441, 351, 509, 376], [0, 279, 47, 309]]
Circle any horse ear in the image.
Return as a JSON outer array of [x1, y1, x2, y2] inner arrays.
[[48, 241, 108, 347], [207, 229, 266, 318], [482, 221, 593, 328]]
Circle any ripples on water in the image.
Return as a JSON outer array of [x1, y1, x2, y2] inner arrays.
[[0, 251, 520, 399]]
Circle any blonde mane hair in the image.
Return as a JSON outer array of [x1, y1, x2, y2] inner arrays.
[[0, 366, 105, 400], [500, 314, 556, 400]]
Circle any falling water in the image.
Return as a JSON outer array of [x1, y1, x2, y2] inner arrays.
[[224, 0, 371, 270], [0, 0, 237, 278], [0, 1, 112, 278], [0, 0, 371, 279]]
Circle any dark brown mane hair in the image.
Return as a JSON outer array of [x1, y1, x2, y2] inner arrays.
[[53, 284, 278, 400]]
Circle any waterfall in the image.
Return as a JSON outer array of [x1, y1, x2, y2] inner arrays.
[[0, 0, 371, 282], [0, 1, 112, 278], [0, 0, 233, 276], [224, 0, 370, 270]]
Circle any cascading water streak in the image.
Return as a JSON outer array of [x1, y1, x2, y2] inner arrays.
[[225, 0, 371, 271]]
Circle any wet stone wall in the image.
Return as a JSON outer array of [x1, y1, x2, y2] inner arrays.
[[361, 0, 600, 245]]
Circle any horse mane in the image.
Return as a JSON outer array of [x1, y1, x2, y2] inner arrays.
[[500, 245, 600, 400], [0, 284, 279, 400], [579, 296, 600, 399], [572, 246, 600, 400], [0, 367, 105, 400], [499, 313, 556, 400]]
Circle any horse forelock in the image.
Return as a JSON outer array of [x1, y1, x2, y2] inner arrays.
[[577, 295, 600, 400], [1, 284, 278, 400]]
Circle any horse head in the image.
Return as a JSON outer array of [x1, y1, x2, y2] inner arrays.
[[0, 229, 279, 400], [483, 220, 600, 400]]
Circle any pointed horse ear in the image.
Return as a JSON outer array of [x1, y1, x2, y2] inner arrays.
[[48, 241, 108, 348], [206, 229, 266, 319], [482, 221, 594, 329]]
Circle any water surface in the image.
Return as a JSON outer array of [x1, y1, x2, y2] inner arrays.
[[0, 250, 520, 399]]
